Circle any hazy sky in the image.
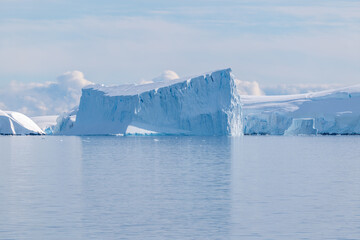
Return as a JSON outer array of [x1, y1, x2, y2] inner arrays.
[[0, 0, 359, 87]]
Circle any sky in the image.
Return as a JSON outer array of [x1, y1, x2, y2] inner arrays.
[[0, 0, 359, 115]]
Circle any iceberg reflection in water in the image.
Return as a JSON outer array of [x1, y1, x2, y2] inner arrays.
[[0, 136, 359, 239]]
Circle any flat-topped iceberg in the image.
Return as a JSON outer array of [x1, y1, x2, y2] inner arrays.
[[242, 85, 360, 135], [53, 67, 360, 136], [0, 110, 44, 135], [55, 69, 242, 136]]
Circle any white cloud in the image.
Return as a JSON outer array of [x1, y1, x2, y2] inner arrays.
[[57, 71, 91, 90], [235, 79, 264, 96], [140, 70, 180, 84], [152, 70, 179, 82], [0, 71, 92, 116], [235, 79, 345, 96]]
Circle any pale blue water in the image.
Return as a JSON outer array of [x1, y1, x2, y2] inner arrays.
[[0, 136, 360, 239]]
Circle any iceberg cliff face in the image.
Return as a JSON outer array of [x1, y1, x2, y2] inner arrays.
[[242, 85, 360, 135], [284, 118, 317, 136], [0, 110, 44, 135], [56, 69, 242, 136]]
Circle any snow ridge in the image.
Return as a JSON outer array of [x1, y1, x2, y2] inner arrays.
[[0, 109, 44, 135]]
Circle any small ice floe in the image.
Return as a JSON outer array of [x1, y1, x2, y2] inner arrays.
[[113, 133, 124, 137]]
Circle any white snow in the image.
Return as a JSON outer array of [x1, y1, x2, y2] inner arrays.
[[242, 85, 360, 135], [125, 125, 158, 135], [0, 109, 44, 135], [55, 68, 242, 136]]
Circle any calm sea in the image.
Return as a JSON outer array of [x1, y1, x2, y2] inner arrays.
[[1, 136, 360, 239]]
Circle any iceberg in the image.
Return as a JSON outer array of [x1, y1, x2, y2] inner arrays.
[[0, 109, 44, 135], [54, 69, 242, 136], [53, 67, 360, 136], [242, 85, 360, 135]]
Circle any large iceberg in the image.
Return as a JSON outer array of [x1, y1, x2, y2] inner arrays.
[[55, 69, 242, 136], [53, 67, 360, 136], [242, 85, 360, 135], [0, 109, 44, 135]]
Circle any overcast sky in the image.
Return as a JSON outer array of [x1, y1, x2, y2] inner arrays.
[[0, 0, 359, 87]]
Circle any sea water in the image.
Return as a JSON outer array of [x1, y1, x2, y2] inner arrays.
[[0, 136, 359, 239]]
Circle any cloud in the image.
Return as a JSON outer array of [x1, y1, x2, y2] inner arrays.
[[152, 70, 180, 82], [0, 71, 92, 116], [0, 12, 359, 88], [235, 79, 345, 96], [140, 70, 180, 84], [57, 71, 91, 90], [235, 79, 264, 96]]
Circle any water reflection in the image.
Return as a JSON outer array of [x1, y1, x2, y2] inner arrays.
[[79, 136, 232, 239], [0, 136, 360, 239], [230, 136, 360, 239], [0, 136, 83, 239]]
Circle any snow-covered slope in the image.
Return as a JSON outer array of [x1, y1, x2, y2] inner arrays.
[[55, 69, 242, 136], [0, 110, 44, 135], [242, 85, 360, 135]]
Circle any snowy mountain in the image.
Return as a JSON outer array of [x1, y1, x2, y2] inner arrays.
[[55, 69, 242, 136], [242, 85, 360, 135], [0, 110, 44, 135]]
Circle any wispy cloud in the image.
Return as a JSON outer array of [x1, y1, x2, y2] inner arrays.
[[0, 0, 359, 89], [236, 80, 345, 95], [1, 15, 359, 87], [0, 17, 203, 86]]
